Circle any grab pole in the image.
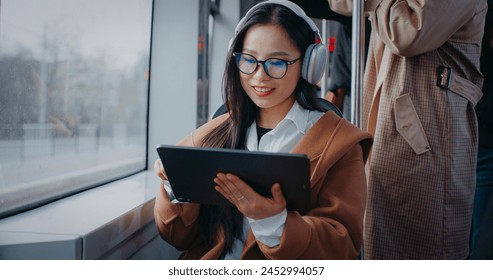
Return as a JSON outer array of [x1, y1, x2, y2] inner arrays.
[[350, 0, 365, 128]]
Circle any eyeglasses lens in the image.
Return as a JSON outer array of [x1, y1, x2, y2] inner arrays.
[[265, 59, 287, 78], [234, 53, 287, 79]]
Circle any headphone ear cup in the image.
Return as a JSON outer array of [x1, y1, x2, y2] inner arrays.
[[301, 43, 328, 85]]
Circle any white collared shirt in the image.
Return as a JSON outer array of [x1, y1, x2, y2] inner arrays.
[[245, 101, 324, 153]]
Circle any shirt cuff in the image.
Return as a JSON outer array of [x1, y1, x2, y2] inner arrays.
[[161, 179, 181, 204], [247, 209, 287, 248]]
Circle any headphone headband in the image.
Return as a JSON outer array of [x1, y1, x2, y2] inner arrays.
[[235, 0, 321, 40]]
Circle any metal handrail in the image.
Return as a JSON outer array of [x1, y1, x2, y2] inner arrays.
[[350, 0, 365, 128]]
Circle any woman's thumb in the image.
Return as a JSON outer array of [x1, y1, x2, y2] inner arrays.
[[271, 183, 285, 202]]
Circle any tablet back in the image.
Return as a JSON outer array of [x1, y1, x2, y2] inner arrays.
[[157, 145, 311, 213]]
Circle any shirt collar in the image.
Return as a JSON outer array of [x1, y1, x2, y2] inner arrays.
[[280, 100, 310, 134], [245, 101, 311, 151]]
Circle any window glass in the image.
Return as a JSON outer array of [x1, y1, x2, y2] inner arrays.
[[0, 0, 152, 217]]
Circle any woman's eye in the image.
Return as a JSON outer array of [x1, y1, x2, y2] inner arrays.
[[244, 57, 256, 64], [267, 59, 284, 67]]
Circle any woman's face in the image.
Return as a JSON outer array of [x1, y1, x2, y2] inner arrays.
[[239, 23, 302, 117]]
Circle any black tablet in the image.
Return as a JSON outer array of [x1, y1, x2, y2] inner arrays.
[[156, 144, 311, 213]]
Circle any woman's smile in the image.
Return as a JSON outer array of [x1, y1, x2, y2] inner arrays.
[[253, 86, 274, 97]]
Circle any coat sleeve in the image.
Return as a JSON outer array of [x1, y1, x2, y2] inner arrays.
[[153, 114, 230, 251], [153, 132, 204, 251], [258, 143, 368, 259], [154, 183, 203, 251], [329, 0, 487, 57]]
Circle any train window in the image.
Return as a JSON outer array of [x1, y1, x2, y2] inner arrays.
[[0, 0, 153, 217]]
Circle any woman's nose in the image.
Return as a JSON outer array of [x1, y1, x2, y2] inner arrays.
[[253, 63, 270, 80]]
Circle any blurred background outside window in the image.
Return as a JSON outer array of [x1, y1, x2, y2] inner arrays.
[[0, 0, 153, 217]]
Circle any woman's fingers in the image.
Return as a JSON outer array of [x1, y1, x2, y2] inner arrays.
[[214, 174, 234, 197], [153, 159, 167, 180], [220, 173, 258, 198], [215, 173, 244, 200], [214, 173, 250, 206], [214, 173, 287, 220], [271, 183, 287, 208]]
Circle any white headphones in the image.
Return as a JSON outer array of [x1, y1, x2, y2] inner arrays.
[[230, 0, 328, 85]]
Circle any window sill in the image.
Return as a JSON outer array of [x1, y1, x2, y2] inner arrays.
[[0, 171, 180, 259]]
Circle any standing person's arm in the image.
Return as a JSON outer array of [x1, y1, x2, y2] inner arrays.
[[326, 23, 352, 112], [328, 0, 487, 56], [325, 88, 346, 111]]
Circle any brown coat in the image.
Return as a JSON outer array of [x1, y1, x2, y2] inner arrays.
[[329, 0, 487, 259], [154, 112, 373, 259]]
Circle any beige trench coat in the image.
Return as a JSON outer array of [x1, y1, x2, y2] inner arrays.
[[329, 0, 487, 259]]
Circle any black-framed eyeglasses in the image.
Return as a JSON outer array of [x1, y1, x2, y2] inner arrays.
[[232, 52, 301, 79]]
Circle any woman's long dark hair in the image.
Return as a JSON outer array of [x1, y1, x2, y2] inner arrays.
[[197, 3, 324, 257]]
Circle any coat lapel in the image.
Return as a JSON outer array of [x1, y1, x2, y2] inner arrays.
[[291, 112, 341, 187], [292, 111, 372, 189]]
